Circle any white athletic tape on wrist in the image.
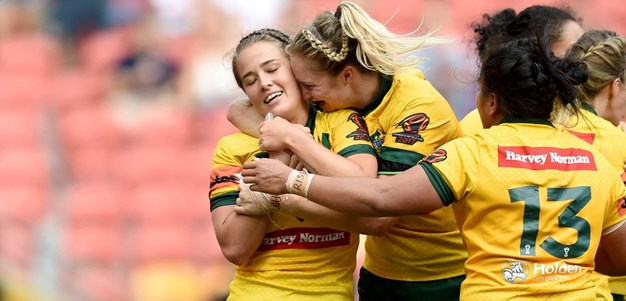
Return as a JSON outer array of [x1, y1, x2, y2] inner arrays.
[[304, 174, 314, 198], [285, 169, 315, 198]]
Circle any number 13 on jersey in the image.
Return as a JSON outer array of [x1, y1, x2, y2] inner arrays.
[[509, 186, 590, 259]]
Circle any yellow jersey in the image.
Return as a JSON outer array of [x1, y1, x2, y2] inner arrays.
[[209, 105, 375, 300], [420, 117, 626, 300], [561, 105, 626, 295], [360, 70, 467, 281], [459, 108, 483, 136]]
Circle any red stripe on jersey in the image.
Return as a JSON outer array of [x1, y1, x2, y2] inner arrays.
[[618, 198, 626, 217], [498, 146, 597, 171], [210, 166, 242, 191], [257, 227, 351, 251], [567, 130, 596, 144]]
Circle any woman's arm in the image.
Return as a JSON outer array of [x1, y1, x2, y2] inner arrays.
[[234, 189, 397, 235], [258, 117, 377, 177], [279, 194, 397, 235], [227, 99, 264, 137], [595, 220, 626, 276], [211, 205, 271, 266], [241, 158, 445, 217]]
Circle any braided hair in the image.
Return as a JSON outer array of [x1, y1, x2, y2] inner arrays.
[[480, 38, 588, 120], [289, 1, 448, 76], [566, 30, 626, 105], [231, 28, 291, 89]]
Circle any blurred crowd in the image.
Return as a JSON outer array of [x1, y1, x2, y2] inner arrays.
[[0, 0, 624, 301]]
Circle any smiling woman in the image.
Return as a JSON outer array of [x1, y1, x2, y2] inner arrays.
[[209, 28, 383, 300], [231, 34, 307, 125]]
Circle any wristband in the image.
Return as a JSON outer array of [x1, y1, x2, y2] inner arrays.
[[285, 169, 315, 198]]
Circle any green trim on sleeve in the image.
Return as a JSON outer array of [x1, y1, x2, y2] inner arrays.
[[419, 163, 455, 206], [337, 144, 376, 158], [210, 191, 239, 211], [379, 146, 425, 167], [306, 102, 318, 133], [321, 133, 331, 150], [255, 152, 269, 159]]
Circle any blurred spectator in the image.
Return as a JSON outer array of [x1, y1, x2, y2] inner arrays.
[[106, 11, 180, 131], [213, 0, 289, 32], [46, 0, 108, 43], [114, 12, 176, 96], [177, 0, 242, 112], [105, 0, 151, 28], [0, 0, 41, 40], [148, 0, 195, 38]]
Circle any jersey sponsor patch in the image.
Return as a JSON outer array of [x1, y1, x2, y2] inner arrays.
[[369, 130, 384, 153], [502, 260, 529, 284], [257, 227, 350, 251], [618, 197, 626, 217], [391, 113, 429, 145], [420, 149, 447, 164], [346, 113, 371, 141], [502, 259, 585, 284], [498, 146, 597, 171], [210, 166, 242, 191], [567, 130, 596, 144]]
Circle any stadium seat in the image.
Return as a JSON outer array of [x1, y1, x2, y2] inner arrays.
[[61, 265, 127, 301], [125, 223, 193, 265], [0, 109, 42, 149], [78, 28, 132, 75], [113, 146, 188, 187], [0, 222, 36, 275], [190, 218, 223, 264], [48, 71, 107, 112], [64, 147, 117, 181], [63, 224, 122, 266], [0, 148, 49, 189], [56, 105, 123, 154], [62, 181, 123, 226], [133, 108, 192, 148], [0, 34, 61, 77], [0, 74, 48, 111], [124, 185, 195, 226], [0, 186, 46, 225]]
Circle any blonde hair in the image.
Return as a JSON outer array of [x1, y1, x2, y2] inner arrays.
[[566, 30, 626, 105], [289, 1, 449, 76]]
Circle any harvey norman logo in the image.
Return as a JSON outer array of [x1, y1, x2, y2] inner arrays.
[[498, 146, 596, 171], [257, 227, 350, 251]]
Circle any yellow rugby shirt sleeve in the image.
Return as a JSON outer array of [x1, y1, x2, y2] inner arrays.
[[209, 135, 265, 211], [378, 81, 463, 174], [418, 137, 479, 206]]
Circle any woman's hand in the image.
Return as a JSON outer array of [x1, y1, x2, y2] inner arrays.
[[234, 183, 281, 215], [242, 158, 294, 195], [258, 117, 312, 151]]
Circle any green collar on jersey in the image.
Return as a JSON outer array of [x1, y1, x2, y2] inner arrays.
[[499, 116, 554, 127], [580, 102, 598, 115], [360, 74, 392, 116], [306, 102, 317, 134]]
